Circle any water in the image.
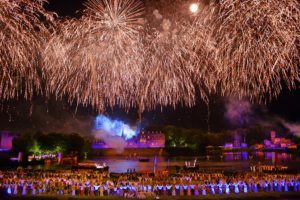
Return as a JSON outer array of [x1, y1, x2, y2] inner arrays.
[[92, 152, 300, 173], [5, 151, 297, 173]]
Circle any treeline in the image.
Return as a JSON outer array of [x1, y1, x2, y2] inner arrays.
[[161, 125, 299, 152], [12, 132, 91, 157], [162, 125, 231, 151]]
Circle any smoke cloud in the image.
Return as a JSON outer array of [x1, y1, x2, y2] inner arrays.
[[280, 120, 300, 137], [93, 130, 127, 153], [224, 98, 300, 138], [93, 115, 138, 152], [225, 98, 253, 127], [0, 100, 94, 136], [94, 115, 137, 139]]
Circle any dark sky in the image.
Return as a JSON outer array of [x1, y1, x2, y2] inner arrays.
[[45, 0, 85, 16], [0, 88, 299, 135], [0, 0, 299, 135]]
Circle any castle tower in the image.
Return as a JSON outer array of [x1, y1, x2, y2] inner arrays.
[[271, 131, 276, 142], [233, 133, 241, 148], [121, 127, 125, 138]]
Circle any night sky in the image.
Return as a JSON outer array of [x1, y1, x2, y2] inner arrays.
[[0, 85, 299, 135], [0, 0, 299, 135]]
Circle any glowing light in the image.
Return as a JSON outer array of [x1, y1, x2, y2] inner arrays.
[[190, 3, 199, 13], [94, 115, 137, 139]]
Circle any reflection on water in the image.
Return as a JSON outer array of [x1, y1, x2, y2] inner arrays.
[[224, 152, 249, 161], [93, 152, 297, 173], [224, 152, 294, 163], [258, 152, 293, 162]]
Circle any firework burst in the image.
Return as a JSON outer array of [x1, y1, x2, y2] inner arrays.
[[43, 0, 145, 111], [205, 0, 300, 101], [0, 0, 54, 100], [139, 22, 196, 113], [136, 1, 208, 113], [44, 0, 300, 113], [139, 15, 215, 114]]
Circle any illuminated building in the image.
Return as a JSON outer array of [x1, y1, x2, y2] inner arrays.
[[127, 131, 165, 148], [92, 131, 165, 149], [263, 131, 297, 150], [224, 133, 248, 150]]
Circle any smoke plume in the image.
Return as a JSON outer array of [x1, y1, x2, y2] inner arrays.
[[225, 98, 253, 127], [92, 115, 138, 152], [93, 130, 127, 153], [280, 120, 300, 137]]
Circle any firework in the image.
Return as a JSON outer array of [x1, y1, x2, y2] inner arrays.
[[43, 0, 145, 111], [0, 0, 54, 100], [44, 0, 215, 114], [134, 0, 220, 118], [204, 0, 300, 101], [44, 0, 300, 113], [139, 21, 196, 113], [139, 15, 214, 113]]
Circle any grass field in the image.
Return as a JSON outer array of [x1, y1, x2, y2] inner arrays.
[[1, 192, 300, 200]]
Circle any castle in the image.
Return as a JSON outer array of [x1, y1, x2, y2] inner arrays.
[[92, 131, 165, 149], [126, 131, 165, 148], [262, 131, 297, 150], [224, 133, 248, 150]]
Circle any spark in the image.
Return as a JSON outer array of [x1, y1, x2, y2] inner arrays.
[[44, 0, 211, 114], [203, 0, 300, 101], [43, 0, 145, 111], [136, 6, 212, 115], [139, 22, 197, 113], [16, 0, 300, 114], [0, 0, 55, 100], [139, 17, 214, 113]]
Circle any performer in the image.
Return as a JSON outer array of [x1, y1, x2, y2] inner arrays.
[[234, 182, 239, 194], [201, 184, 206, 196], [187, 184, 191, 196], [166, 184, 172, 196], [71, 184, 76, 196], [210, 183, 215, 195], [7, 184, 12, 195], [179, 185, 184, 196], [14, 183, 18, 195], [194, 184, 199, 196], [99, 185, 104, 196], [243, 182, 248, 193], [253, 182, 258, 193], [22, 183, 27, 196], [218, 183, 223, 194], [171, 185, 176, 197], [284, 180, 288, 192]]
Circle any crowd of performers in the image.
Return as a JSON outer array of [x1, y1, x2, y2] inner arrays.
[[0, 169, 299, 198]]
